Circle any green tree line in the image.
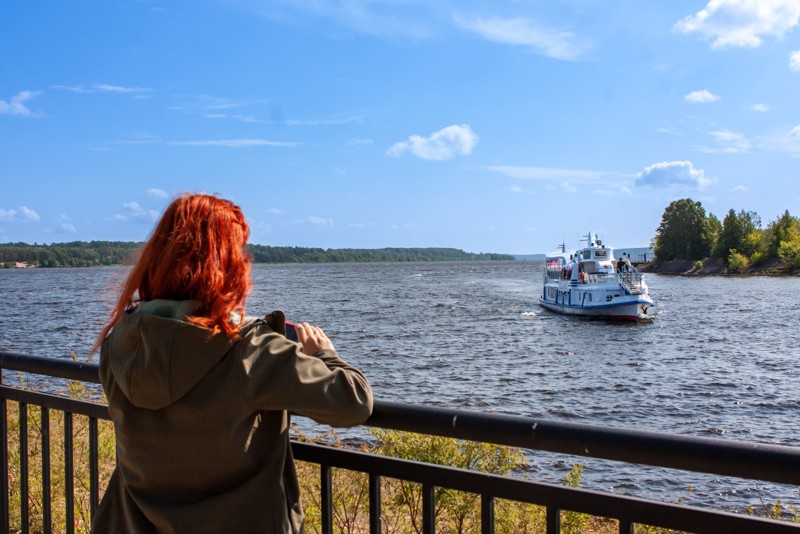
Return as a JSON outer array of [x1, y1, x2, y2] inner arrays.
[[652, 198, 800, 271], [0, 241, 514, 268]]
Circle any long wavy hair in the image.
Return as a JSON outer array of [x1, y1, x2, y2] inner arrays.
[[91, 193, 252, 354]]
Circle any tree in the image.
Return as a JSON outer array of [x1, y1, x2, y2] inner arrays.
[[653, 199, 714, 261], [764, 210, 800, 258], [714, 209, 761, 261]]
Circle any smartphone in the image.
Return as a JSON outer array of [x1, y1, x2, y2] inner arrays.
[[285, 321, 298, 341]]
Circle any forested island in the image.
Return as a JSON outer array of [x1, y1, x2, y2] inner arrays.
[[644, 199, 800, 275], [0, 241, 514, 268]]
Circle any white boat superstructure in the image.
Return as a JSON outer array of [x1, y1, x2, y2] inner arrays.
[[538, 235, 653, 320]]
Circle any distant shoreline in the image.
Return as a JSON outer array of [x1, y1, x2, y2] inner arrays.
[[639, 258, 798, 277]]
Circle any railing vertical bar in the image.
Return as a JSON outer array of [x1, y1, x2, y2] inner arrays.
[[422, 483, 435, 534], [546, 506, 559, 534], [320, 464, 333, 534], [20, 402, 29, 534], [369, 473, 381, 534], [64, 413, 74, 534], [41, 407, 52, 534], [89, 417, 99, 518], [1, 397, 9, 534], [481, 494, 494, 534], [619, 518, 634, 533]]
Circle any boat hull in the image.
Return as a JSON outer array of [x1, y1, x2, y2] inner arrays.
[[538, 296, 652, 321]]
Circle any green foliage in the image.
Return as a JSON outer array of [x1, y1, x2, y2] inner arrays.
[[247, 244, 515, 263], [653, 199, 714, 261], [0, 241, 515, 267], [727, 249, 749, 273], [764, 210, 800, 258], [367, 428, 529, 533], [778, 239, 800, 269], [714, 210, 760, 260], [694, 260, 703, 270]]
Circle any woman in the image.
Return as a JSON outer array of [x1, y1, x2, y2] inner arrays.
[[91, 193, 373, 533]]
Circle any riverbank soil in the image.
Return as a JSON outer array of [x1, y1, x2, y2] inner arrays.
[[638, 257, 797, 276]]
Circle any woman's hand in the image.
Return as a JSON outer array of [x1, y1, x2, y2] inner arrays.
[[294, 322, 336, 356]]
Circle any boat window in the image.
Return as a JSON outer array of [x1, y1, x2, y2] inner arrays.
[[582, 250, 591, 259], [594, 249, 608, 259]]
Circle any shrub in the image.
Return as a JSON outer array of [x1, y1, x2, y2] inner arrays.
[[727, 249, 749, 273]]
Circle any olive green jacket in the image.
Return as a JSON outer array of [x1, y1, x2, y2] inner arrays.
[[93, 301, 373, 533]]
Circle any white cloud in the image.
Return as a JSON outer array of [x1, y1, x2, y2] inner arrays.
[[752, 103, 770, 112], [58, 223, 77, 233], [732, 185, 748, 192], [170, 139, 300, 148], [674, 0, 800, 49], [684, 89, 720, 103], [0, 91, 43, 117], [18, 206, 41, 221], [791, 50, 800, 70], [453, 13, 587, 61], [635, 161, 711, 190], [696, 129, 752, 153], [387, 124, 478, 161], [269, 208, 285, 215], [0, 206, 41, 222], [146, 188, 170, 199], [307, 216, 334, 226]]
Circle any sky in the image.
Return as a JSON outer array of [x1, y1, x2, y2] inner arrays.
[[2, 0, 799, 255]]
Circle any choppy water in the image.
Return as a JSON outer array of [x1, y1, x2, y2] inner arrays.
[[1, 262, 799, 512]]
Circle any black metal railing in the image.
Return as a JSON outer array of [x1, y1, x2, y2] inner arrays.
[[2, 351, 799, 533]]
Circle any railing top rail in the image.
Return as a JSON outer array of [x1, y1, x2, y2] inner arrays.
[[3, 351, 800, 486]]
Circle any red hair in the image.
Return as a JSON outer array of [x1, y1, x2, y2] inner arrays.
[[92, 193, 252, 354]]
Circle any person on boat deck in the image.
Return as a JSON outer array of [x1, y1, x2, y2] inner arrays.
[[90, 193, 373, 534], [624, 254, 633, 272], [616, 257, 625, 273]]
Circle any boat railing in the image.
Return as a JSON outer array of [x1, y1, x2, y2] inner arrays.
[[618, 272, 645, 292]]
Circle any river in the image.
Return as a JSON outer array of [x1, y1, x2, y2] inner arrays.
[[1, 262, 798, 512]]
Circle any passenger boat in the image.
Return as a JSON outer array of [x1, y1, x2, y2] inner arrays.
[[538, 234, 654, 320]]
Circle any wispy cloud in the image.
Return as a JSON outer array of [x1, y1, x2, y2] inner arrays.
[[695, 129, 752, 154], [486, 165, 630, 195], [453, 13, 587, 61], [635, 161, 710, 190], [52, 83, 152, 98], [684, 89, 720, 103], [113, 202, 160, 224], [240, 0, 433, 39], [170, 139, 300, 148], [674, 0, 800, 49], [348, 138, 374, 146], [0, 91, 43, 117], [0, 206, 41, 222], [485, 166, 609, 183], [752, 103, 770, 112], [146, 188, 170, 199], [387, 124, 478, 161], [791, 50, 800, 70], [760, 124, 800, 157], [732, 185, 748, 193], [307, 216, 334, 226]]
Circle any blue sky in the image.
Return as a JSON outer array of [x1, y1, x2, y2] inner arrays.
[[2, 0, 799, 254]]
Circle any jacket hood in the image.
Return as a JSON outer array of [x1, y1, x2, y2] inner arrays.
[[103, 300, 236, 410]]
